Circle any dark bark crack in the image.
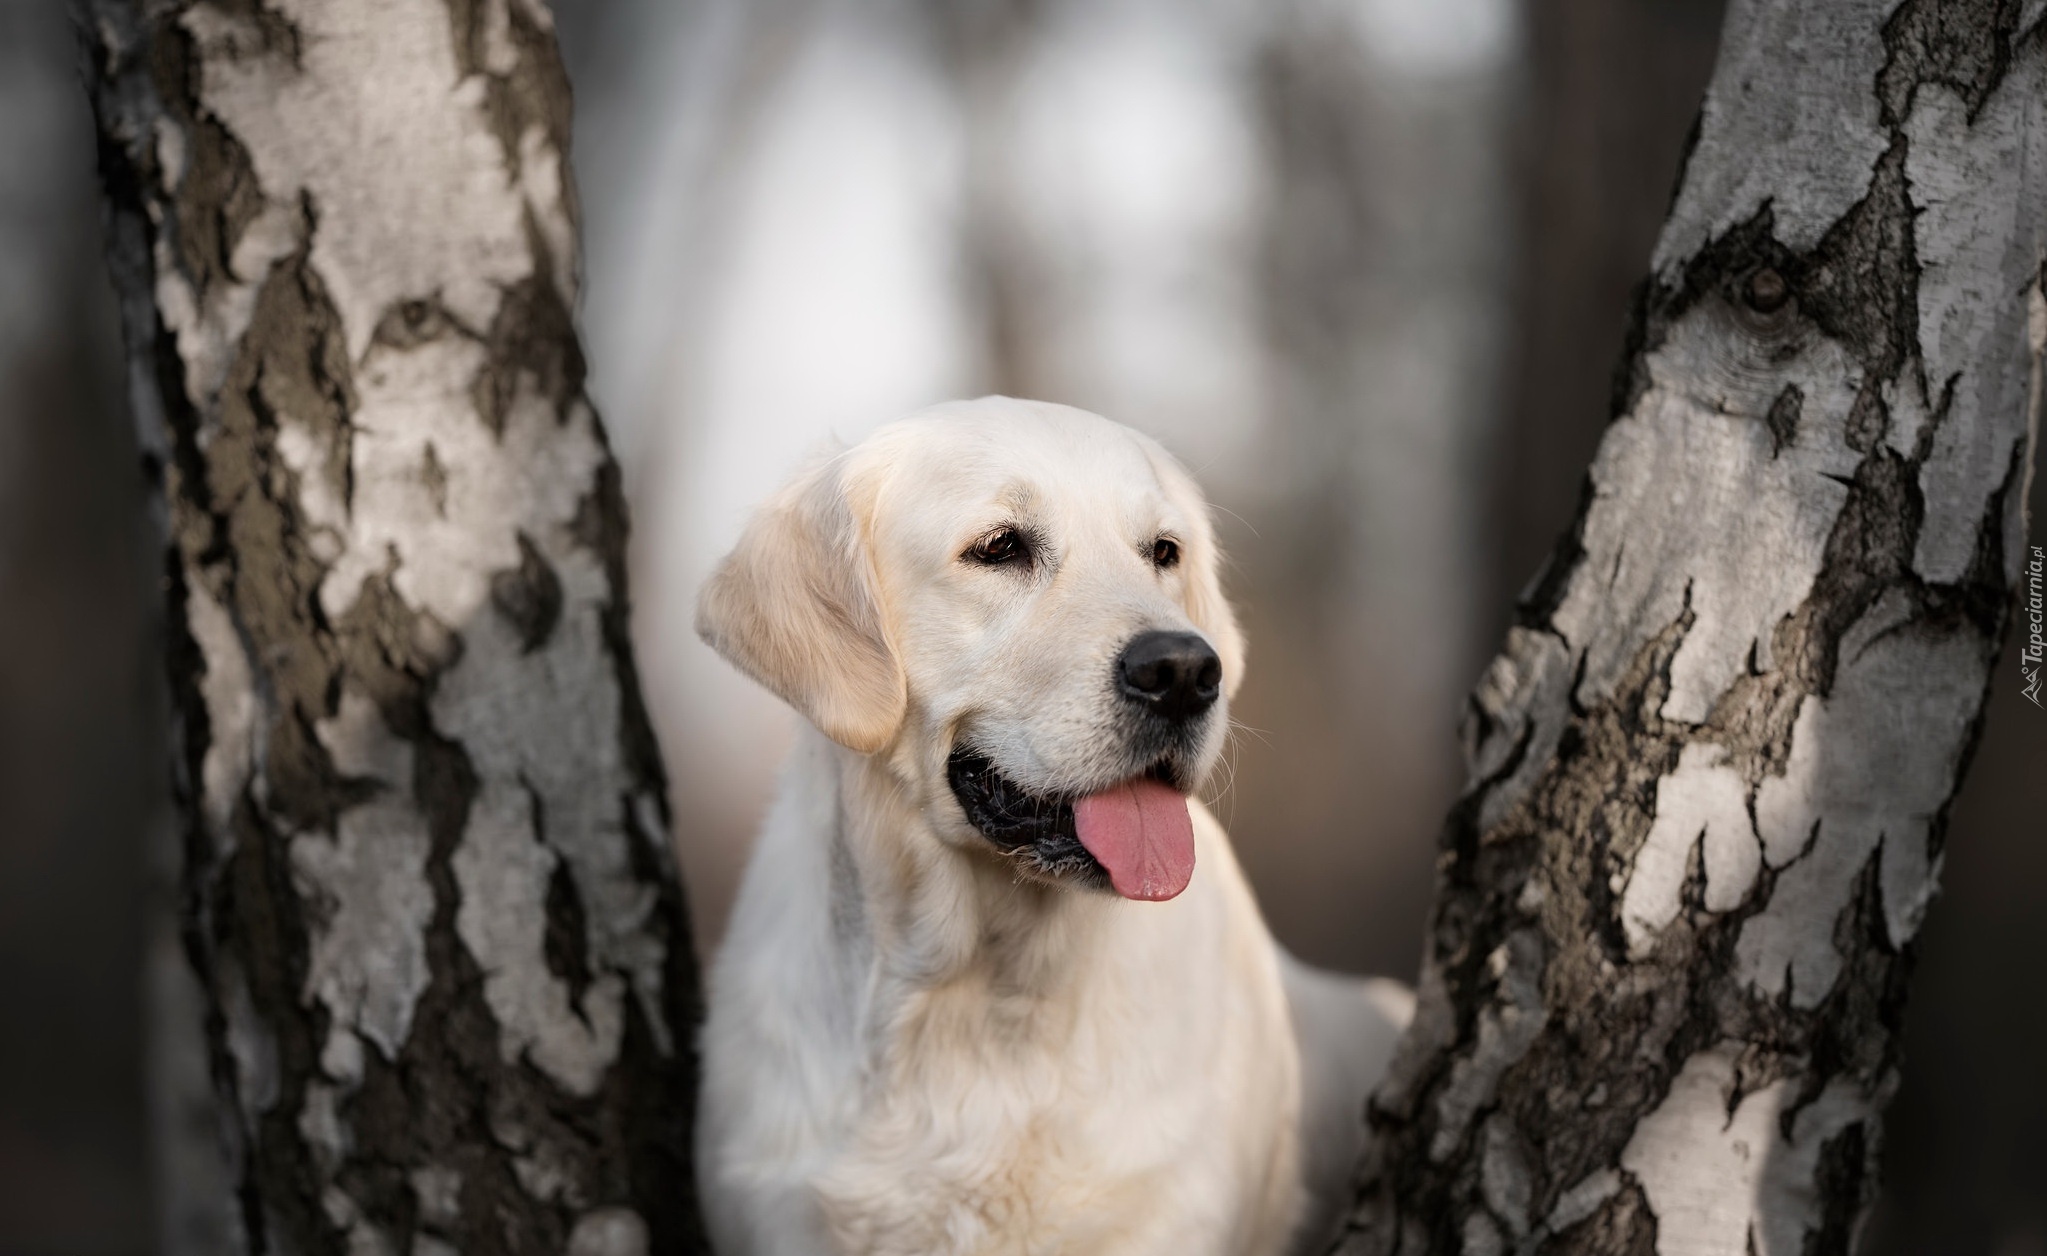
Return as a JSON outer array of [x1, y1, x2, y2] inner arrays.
[[443, 0, 577, 192], [1764, 385, 1803, 458], [146, 19, 269, 306], [1554, 1177, 1659, 1255], [538, 789, 598, 1021], [491, 532, 565, 654], [1877, 0, 2022, 125], [473, 217, 588, 437]]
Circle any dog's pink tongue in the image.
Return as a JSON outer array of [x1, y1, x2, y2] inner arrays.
[[1072, 779, 1195, 902]]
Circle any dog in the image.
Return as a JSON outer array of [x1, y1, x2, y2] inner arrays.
[[693, 397, 1411, 1255]]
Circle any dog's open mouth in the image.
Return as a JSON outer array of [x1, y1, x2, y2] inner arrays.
[[946, 748, 1196, 901]]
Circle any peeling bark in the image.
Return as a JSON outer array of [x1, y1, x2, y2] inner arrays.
[[78, 2, 706, 1253], [1337, 1, 2045, 1252]]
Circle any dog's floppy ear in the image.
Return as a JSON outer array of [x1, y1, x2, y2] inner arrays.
[[696, 457, 906, 753]]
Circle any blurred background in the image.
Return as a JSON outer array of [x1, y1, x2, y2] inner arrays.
[[1, 0, 2040, 1251]]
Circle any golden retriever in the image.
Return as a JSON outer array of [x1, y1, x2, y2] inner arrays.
[[694, 397, 1410, 1255]]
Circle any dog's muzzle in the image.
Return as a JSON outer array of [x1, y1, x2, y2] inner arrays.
[[946, 743, 1205, 901], [946, 748, 1112, 891]]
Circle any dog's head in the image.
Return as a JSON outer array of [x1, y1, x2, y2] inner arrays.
[[697, 398, 1243, 902]]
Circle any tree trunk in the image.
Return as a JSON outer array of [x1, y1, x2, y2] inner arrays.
[[78, 3, 707, 1253], [1337, 1, 2046, 1252]]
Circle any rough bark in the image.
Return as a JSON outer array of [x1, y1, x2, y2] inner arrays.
[[78, 2, 706, 1253], [1336, 2, 2047, 1252]]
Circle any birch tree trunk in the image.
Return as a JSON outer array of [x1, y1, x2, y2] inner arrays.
[[79, 3, 707, 1253], [1336, 1, 2047, 1251]]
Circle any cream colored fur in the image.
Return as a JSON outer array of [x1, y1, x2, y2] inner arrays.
[[694, 398, 1410, 1256]]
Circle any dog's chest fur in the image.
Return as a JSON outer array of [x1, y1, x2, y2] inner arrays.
[[815, 978, 1252, 1253], [697, 732, 1305, 1256]]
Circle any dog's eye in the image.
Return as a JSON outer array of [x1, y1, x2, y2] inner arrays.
[[967, 528, 1030, 568], [1151, 537, 1181, 569]]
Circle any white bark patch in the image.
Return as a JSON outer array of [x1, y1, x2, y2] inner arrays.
[[453, 780, 626, 1096], [1906, 59, 2047, 582], [1430, 931, 1547, 1161], [1620, 743, 1760, 955], [299, 1079, 347, 1168], [1881, 372, 1938, 460], [274, 418, 351, 566], [217, 954, 279, 1114], [1479, 1114, 1534, 1238], [1544, 1169, 1620, 1235], [179, 0, 533, 361], [476, 0, 521, 76], [1651, 0, 1891, 278], [315, 358, 603, 626], [1622, 1045, 1871, 1256], [1375, 962, 1459, 1118], [187, 579, 257, 837], [425, 411, 673, 1057], [1739, 594, 1990, 1005], [509, 1136, 580, 1204], [1463, 626, 1574, 833], [316, 1178, 397, 1256], [1460, 1212, 1505, 1256], [1552, 316, 1862, 722], [516, 125, 580, 315], [410, 1164, 463, 1229], [567, 1208, 651, 1256], [297, 692, 435, 1075]]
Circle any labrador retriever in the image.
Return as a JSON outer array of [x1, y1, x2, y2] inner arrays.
[[694, 397, 1411, 1256]]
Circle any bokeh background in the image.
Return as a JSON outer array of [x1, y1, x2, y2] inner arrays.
[[1, 0, 2041, 1251]]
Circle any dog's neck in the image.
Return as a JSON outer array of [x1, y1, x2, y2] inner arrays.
[[805, 724, 1117, 1006]]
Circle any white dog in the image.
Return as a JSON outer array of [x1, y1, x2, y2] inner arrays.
[[694, 398, 1411, 1256]]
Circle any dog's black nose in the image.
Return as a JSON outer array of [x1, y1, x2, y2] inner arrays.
[[1116, 631, 1222, 722]]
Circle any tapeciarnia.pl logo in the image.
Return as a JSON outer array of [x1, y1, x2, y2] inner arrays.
[[2024, 544, 2044, 707]]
